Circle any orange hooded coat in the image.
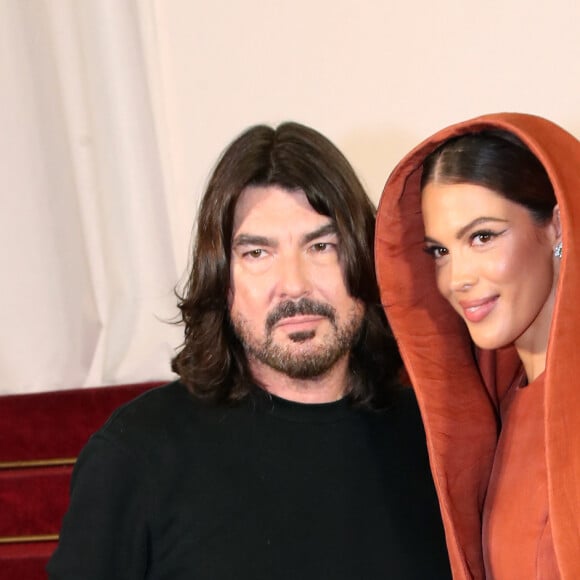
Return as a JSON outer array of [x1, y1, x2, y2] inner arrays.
[[375, 113, 580, 579]]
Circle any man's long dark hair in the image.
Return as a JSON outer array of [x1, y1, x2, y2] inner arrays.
[[172, 122, 402, 408]]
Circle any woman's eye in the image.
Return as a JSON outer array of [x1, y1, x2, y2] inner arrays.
[[312, 242, 329, 252], [471, 231, 496, 245], [423, 245, 448, 260]]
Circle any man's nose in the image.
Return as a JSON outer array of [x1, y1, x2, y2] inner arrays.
[[276, 254, 312, 299]]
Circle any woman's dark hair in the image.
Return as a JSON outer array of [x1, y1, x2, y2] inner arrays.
[[172, 121, 401, 408], [421, 129, 556, 223]]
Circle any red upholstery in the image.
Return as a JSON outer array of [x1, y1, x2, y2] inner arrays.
[[0, 542, 58, 580], [0, 466, 73, 538], [0, 381, 164, 579]]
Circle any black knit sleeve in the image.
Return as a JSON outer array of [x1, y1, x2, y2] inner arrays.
[[46, 434, 152, 580]]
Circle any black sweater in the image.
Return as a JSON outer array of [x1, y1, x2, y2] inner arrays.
[[48, 381, 451, 579]]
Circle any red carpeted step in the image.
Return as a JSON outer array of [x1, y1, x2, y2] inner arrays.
[[0, 465, 73, 538], [0, 382, 163, 463], [0, 381, 164, 577], [0, 540, 57, 580]]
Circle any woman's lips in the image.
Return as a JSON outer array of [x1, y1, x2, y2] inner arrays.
[[458, 296, 499, 323]]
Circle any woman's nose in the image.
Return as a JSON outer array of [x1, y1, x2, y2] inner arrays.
[[449, 255, 478, 292]]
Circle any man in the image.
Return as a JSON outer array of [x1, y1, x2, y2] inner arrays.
[[48, 122, 451, 579]]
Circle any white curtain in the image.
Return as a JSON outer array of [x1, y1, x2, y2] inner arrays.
[[1, 0, 182, 394]]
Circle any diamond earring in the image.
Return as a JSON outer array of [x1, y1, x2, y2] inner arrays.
[[554, 241, 563, 259]]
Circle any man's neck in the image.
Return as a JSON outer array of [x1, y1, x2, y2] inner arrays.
[[248, 355, 351, 404]]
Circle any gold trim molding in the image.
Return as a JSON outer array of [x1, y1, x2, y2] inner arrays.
[[0, 458, 76, 470], [0, 534, 59, 544]]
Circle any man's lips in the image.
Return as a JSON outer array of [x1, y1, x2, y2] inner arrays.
[[274, 315, 326, 330], [458, 295, 499, 323]]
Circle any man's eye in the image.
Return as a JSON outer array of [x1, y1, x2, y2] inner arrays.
[[312, 242, 330, 252], [244, 249, 264, 258]]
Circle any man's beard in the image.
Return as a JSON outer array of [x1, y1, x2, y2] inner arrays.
[[230, 298, 364, 379]]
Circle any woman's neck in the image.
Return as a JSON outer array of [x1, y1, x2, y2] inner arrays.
[[515, 277, 558, 383]]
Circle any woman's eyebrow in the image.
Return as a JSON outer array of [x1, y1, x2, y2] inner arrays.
[[424, 217, 509, 244], [454, 217, 508, 239]]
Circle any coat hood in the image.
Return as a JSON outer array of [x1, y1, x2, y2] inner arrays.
[[375, 113, 580, 579]]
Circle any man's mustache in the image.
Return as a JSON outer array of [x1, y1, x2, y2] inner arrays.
[[266, 299, 336, 331]]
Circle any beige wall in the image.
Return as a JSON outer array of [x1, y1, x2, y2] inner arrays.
[[2, 0, 579, 392], [152, 0, 580, 266]]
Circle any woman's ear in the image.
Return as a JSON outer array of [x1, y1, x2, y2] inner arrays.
[[551, 204, 562, 243]]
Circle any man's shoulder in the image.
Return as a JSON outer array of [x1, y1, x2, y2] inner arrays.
[[93, 381, 256, 449], [370, 384, 421, 419], [94, 381, 204, 447], [366, 385, 428, 444], [389, 384, 421, 417], [105, 379, 190, 420]]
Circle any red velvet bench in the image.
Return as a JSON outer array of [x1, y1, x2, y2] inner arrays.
[[0, 381, 164, 579]]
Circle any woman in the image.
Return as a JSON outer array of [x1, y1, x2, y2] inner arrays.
[[375, 113, 580, 579]]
